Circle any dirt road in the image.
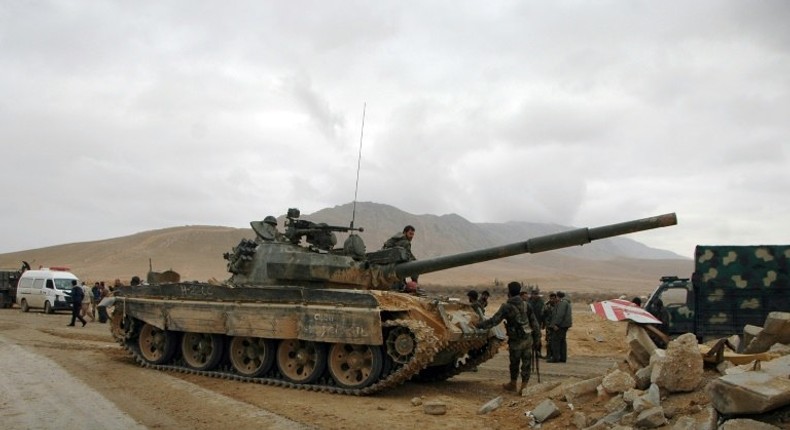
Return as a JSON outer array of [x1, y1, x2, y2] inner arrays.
[[0, 306, 625, 430]]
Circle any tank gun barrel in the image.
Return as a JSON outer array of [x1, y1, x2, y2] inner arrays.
[[394, 212, 677, 280]]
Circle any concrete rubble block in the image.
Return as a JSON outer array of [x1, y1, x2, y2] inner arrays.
[[477, 396, 502, 415], [563, 376, 604, 403], [646, 383, 661, 405], [602, 369, 636, 394], [532, 399, 561, 423], [626, 350, 645, 371], [523, 380, 561, 397], [600, 405, 629, 425], [423, 401, 447, 415], [635, 364, 652, 389], [674, 405, 717, 430], [743, 324, 762, 351], [708, 357, 790, 414], [410, 397, 423, 406], [623, 388, 643, 404], [632, 395, 657, 413], [582, 420, 610, 430], [744, 312, 790, 353], [651, 333, 703, 392], [726, 334, 741, 353], [716, 360, 735, 375], [718, 418, 782, 430], [627, 323, 657, 366], [605, 394, 627, 413], [763, 312, 790, 341], [768, 342, 790, 356], [571, 411, 589, 429], [635, 406, 667, 428]]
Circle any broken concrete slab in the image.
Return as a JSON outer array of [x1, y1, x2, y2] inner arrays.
[[532, 399, 561, 423], [707, 364, 790, 414], [744, 312, 790, 354], [563, 376, 604, 402], [718, 418, 782, 429], [522, 380, 561, 397], [477, 396, 502, 415], [627, 323, 657, 367], [635, 406, 666, 428]]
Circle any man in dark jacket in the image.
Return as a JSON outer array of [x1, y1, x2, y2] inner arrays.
[[67, 280, 87, 327], [548, 291, 572, 362], [477, 282, 541, 394]]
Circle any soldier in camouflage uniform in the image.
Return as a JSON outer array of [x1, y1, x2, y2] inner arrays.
[[527, 288, 546, 358], [477, 282, 541, 394], [542, 292, 557, 360], [383, 225, 418, 282]]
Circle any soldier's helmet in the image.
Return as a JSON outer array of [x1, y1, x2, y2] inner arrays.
[[263, 216, 277, 226]]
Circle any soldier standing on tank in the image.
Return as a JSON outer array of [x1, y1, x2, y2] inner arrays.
[[548, 291, 572, 363], [383, 225, 418, 288], [476, 282, 541, 394]]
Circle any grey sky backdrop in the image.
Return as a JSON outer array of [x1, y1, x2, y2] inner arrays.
[[1, 1, 788, 258]]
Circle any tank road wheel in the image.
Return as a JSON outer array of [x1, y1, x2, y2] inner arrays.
[[327, 343, 384, 389], [20, 299, 29, 313], [44, 301, 53, 314], [276, 339, 327, 384], [181, 332, 224, 371], [385, 325, 417, 364], [137, 323, 178, 365], [228, 336, 276, 377]]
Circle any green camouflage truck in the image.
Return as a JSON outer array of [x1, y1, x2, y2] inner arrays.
[[0, 262, 28, 308], [645, 245, 790, 341]]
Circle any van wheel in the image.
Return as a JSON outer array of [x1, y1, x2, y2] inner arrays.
[[44, 301, 53, 314], [21, 299, 29, 313]]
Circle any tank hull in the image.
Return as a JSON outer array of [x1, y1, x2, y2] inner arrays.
[[110, 283, 501, 395]]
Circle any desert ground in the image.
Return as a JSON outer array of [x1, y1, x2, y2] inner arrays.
[[0, 296, 739, 430]]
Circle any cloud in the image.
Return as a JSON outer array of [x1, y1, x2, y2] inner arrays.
[[0, 1, 788, 259]]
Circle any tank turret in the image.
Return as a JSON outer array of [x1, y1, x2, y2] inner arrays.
[[226, 211, 677, 289]]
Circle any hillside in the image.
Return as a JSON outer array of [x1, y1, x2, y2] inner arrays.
[[0, 202, 691, 294]]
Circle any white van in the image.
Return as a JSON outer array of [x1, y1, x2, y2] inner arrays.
[[16, 268, 80, 314]]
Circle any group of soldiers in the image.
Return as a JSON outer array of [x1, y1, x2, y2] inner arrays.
[[469, 282, 573, 394]]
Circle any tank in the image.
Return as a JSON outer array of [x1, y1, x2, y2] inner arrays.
[[109, 210, 677, 395]]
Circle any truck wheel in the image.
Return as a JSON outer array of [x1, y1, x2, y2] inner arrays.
[[44, 301, 53, 314], [20, 299, 29, 313]]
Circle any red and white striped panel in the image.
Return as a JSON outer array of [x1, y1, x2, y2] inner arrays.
[[589, 299, 662, 324]]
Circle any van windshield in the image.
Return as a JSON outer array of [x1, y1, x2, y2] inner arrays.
[[54, 279, 75, 291]]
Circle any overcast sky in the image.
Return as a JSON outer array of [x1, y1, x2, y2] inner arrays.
[[1, 1, 788, 258]]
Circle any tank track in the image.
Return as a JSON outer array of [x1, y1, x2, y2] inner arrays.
[[413, 336, 504, 382], [111, 311, 445, 396]]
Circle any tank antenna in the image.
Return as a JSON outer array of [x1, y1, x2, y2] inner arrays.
[[350, 102, 366, 229]]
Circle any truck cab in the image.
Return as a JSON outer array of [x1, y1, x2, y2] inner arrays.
[[645, 276, 694, 337]]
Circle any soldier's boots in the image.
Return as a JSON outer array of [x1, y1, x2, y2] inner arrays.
[[519, 380, 528, 394], [502, 380, 518, 392]]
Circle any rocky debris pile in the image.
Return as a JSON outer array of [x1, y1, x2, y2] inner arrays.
[[515, 313, 790, 429]]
